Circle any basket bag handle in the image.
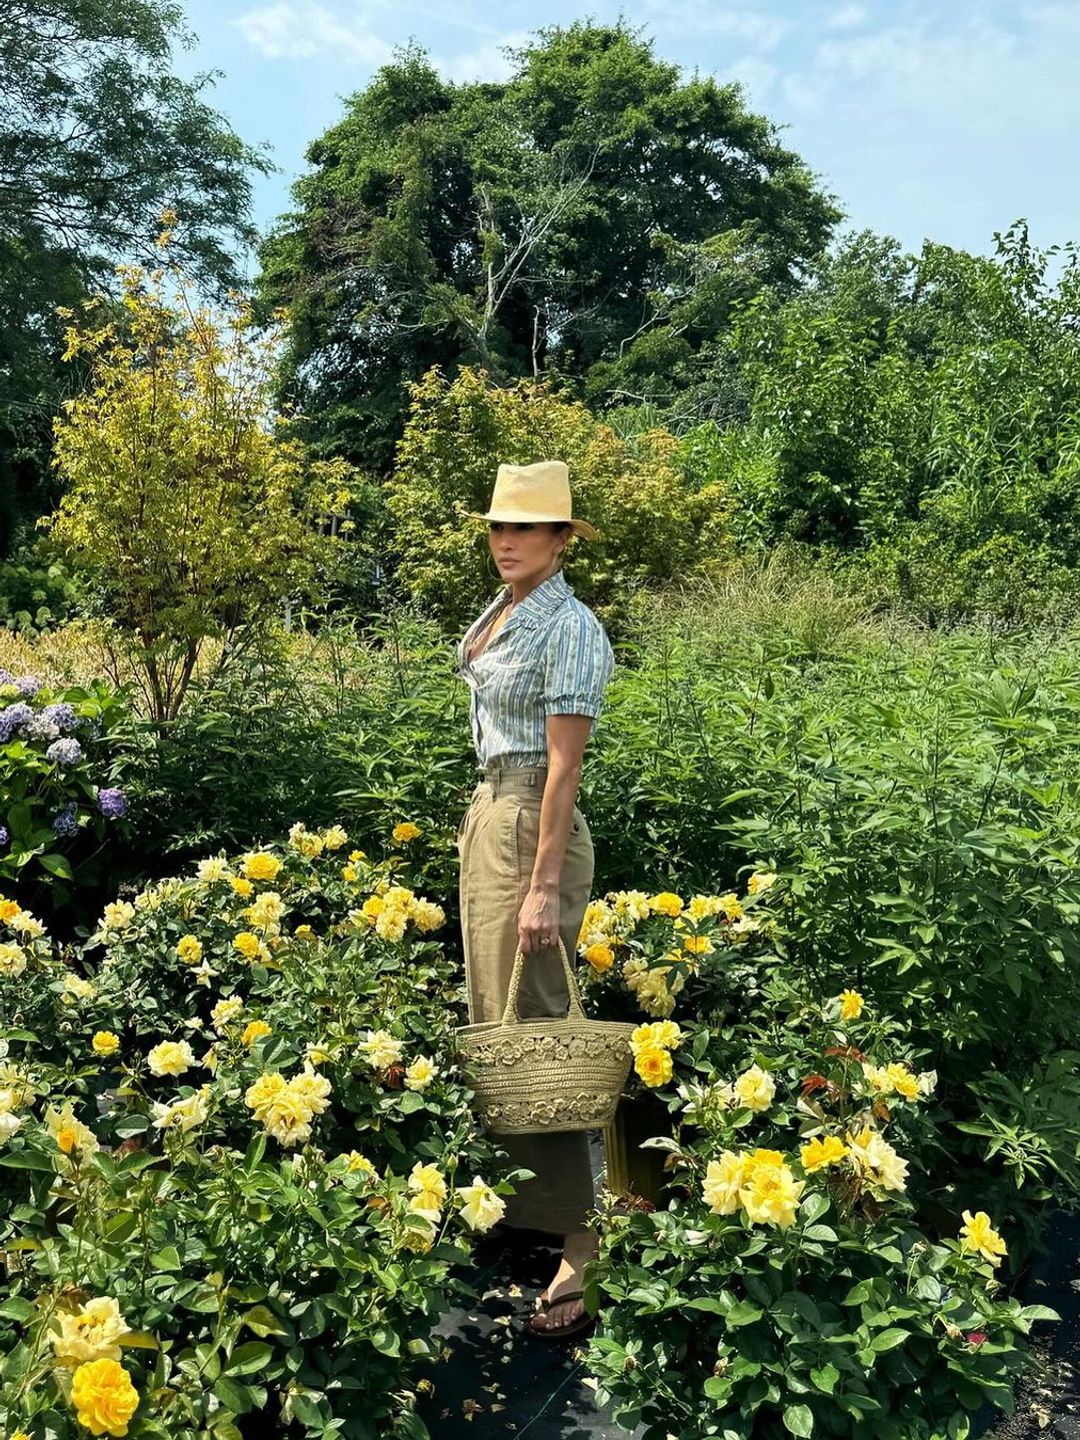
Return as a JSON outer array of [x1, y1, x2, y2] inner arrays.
[[501, 935, 587, 1026]]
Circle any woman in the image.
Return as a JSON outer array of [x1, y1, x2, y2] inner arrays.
[[456, 459, 615, 1339]]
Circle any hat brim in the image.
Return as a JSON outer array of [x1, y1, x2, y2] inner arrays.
[[467, 510, 600, 541]]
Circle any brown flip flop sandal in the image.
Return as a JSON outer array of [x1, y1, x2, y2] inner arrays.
[[524, 1290, 596, 1342]]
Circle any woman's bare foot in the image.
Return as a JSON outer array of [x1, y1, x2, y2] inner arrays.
[[531, 1230, 598, 1332]]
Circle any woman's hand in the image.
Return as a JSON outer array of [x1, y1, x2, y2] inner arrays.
[[518, 882, 560, 956]]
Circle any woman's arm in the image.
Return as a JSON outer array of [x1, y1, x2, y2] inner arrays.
[[517, 714, 593, 955]]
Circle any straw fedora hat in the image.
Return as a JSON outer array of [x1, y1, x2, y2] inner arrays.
[[468, 460, 600, 541]]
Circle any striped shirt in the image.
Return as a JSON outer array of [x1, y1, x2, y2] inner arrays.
[[456, 569, 616, 771]]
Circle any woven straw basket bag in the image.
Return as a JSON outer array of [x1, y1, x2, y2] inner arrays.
[[456, 937, 636, 1136]]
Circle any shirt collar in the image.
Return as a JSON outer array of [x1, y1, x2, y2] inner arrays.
[[498, 569, 574, 629]]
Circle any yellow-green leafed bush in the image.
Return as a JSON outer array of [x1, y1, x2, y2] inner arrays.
[[385, 365, 733, 634], [0, 824, 507, 1439], [584, 977, 1059, 1440]]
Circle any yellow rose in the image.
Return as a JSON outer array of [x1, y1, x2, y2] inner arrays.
[[838, 989, 864, 1022], [740, 1155, 805, 1229], [345, 1150, 376, 1175], [45, 1103, 98, 1158], [176, 935, 202, 964], [847, 1127, 909, 1194], [361, 895, 384, 921], [703, 1151, 747, 1215], [681, 934, 713, 956], [241, 1020, 272, 1049], [241, 853, 282, 882], [232, 931, 261, 960], [732, 1065, 776, 1113], [800, 1135, 849, 1173], [648, 892, 683, 917], [634, 1046, 673, 1088], [959, 1210, 1007, 1267], [0, 898, 21, 922], [0, 942, 27, 977], [359, 1029, 403, 1070], [230, 876, 254, 898], [584, 942, 615, 973], [392, 821, 422, 844], [92, 1031, 120, 1058], [70, 1357, 139, 1437], [211, 996, 244, 1030], [717, 892, 743, 921], [102, 901, 135, 932], [885, 1062, 920, 1100], [146, 1040, 195, 1078], [51, 1296, 130, 1367], [408, 1161, 447, 1207], [458, 1177, 506, 1232], [746, 870, 777, 894], [294, 923, 315, 939], [322, 824, 348, 850], [341, 865, 357, 883], [404, 1056, 438, 1091]]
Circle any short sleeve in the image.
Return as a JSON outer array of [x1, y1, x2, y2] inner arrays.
[[542, 606, 615, 719]]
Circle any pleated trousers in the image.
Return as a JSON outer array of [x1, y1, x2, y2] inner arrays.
[[457, 765, 596, 1234]]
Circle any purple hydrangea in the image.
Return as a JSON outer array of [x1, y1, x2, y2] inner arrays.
[[46, 737, 83, 766], [42, 702, 79, 733], [0, 669, 14, 687], [24, 712, 60, 743], [52, 802, 78, 838], [0, 826, 7, 849], [97, 786, 127, 819], [0, 703, 33, 743], [14, 675, 40, 698]]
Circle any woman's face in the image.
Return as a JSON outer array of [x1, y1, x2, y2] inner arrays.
[[488, 521, 567, 588]]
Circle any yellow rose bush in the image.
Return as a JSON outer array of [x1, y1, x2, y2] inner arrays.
[[0, 831, 510, 1439], [576, 873, 778, 1024], [585, 986, 1058, 1440]]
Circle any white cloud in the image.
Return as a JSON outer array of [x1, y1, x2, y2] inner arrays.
[[641, 2, 792, 49], [723, 54, 780, 103], [825, 4, 868, 29], [432, 32, 530, 83], [233, 2, 394, 63], [771, 4, 1080, 253]]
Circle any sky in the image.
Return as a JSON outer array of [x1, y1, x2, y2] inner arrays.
[[172, 0, 1080, 271]]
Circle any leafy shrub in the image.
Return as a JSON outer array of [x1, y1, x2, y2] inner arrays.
[[0, 542, 83, 638], [0, 827, 506, 1438], [585, 982, 1058, 1440], [384, 365, 733, 635]]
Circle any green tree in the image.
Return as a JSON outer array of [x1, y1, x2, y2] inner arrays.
[[384, 365, 732, 634], [45, 229, 356, 724], [0, 0, 271, 550], [258, 22, 839, 471]]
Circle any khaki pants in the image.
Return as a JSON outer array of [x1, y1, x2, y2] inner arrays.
[[457, 765, 597, 1234]]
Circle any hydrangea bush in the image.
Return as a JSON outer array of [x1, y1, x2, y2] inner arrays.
[[0, 667, 130, 891], [0, 824, 508, 1439]]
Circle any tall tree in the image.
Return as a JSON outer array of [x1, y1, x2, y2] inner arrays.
[[0, 0, 271, 550], [258, 23, 840, 472]]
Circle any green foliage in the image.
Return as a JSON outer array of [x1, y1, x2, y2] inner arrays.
[[0, 541, 83, 637], [0, 668, 132, 903], [258, 22, 838, 471], [45, 244, 359, 722], [0, 0, 268, 536], [585, 982, 1057, 1440], [384, 365, 733, 633], [691, 222, 1080, 621], [0, 832, 505, 1438]]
